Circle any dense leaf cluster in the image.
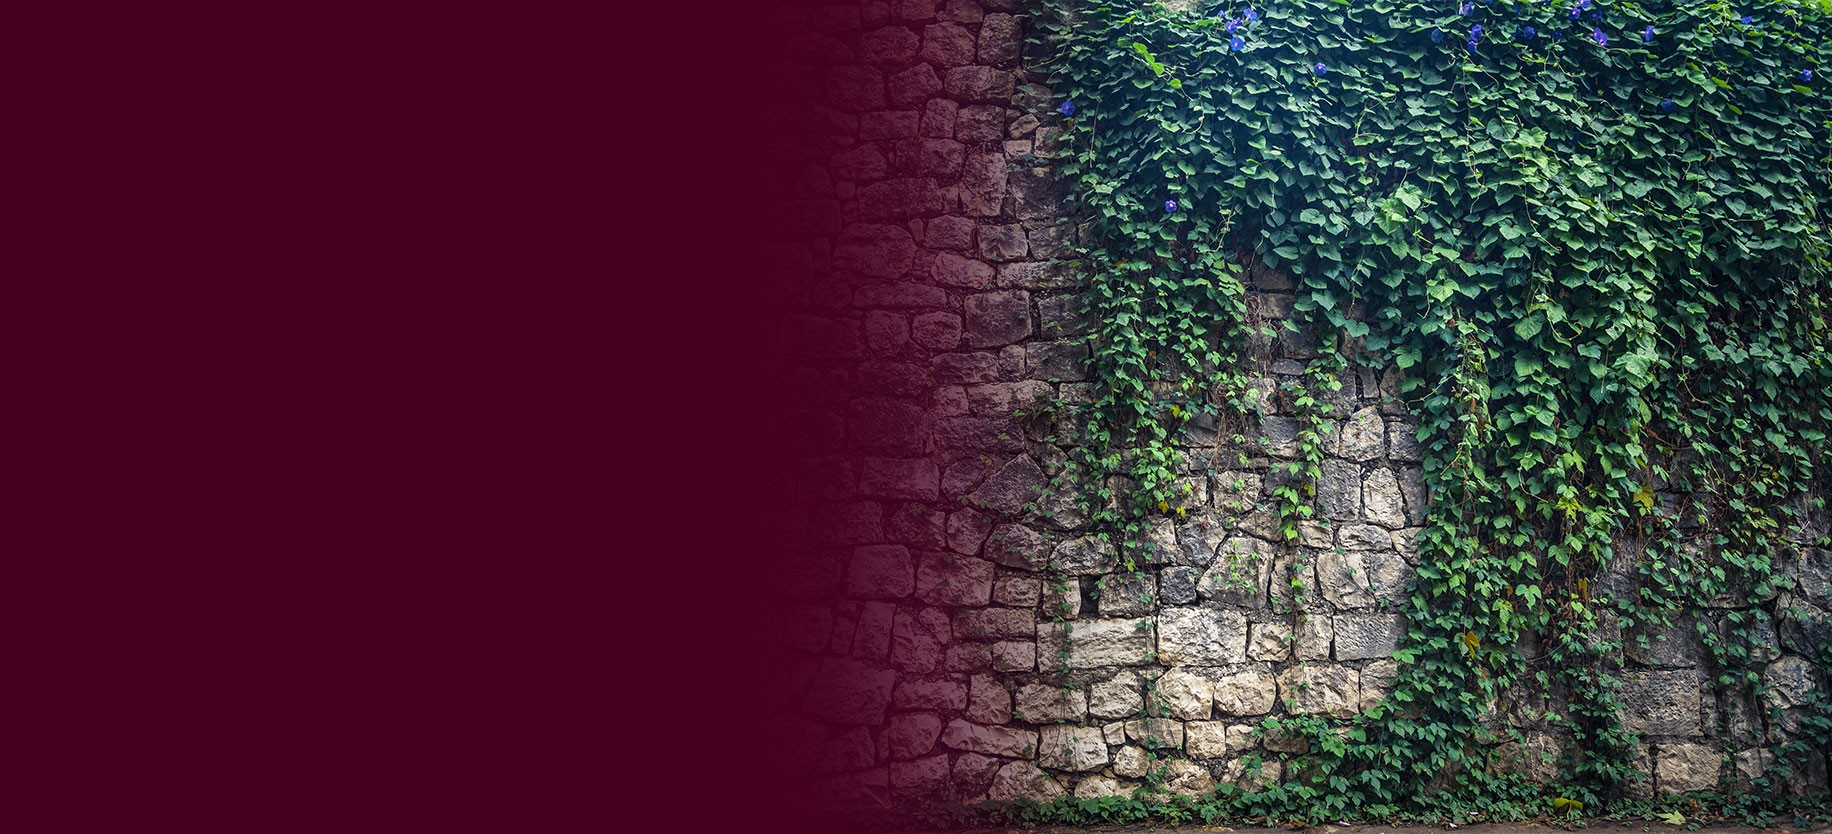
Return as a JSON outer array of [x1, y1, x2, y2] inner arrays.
[[1026, 0, 1832, 815]]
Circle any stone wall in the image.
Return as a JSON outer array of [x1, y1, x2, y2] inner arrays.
[[762, 0, 1832, 815]]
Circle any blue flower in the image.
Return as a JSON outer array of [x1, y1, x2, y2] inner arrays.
[[1226, 18, 1238, 32], [1245, 8, 1258, 20], [1553, 27, 1564, 38], [1432, 27, 1444, 42], [1467, 39, 1479, 52], [1061, 100, 1075, 116], [1593, 27, 1607, 45], [1741, 15, 1752, 24], [1661, 98, 1676, 112], [1471, 23, 1483, 37], [1804, 69, 1815, 81], [1314, 62, 1328, 75], [1460, 2, 1473, 15], [1589, 8, 1601, 20], [1524, 26, 1535, 39], [1165, 200, 1179, 213], [1570, 7, 1581, 19], [1643, 25, 1655, 41], [1230, 35, 1245, 50], [1578, 0, 1589, 9]]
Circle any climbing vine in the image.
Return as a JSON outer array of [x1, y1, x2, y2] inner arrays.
[[1026, 0, 1832, 818]]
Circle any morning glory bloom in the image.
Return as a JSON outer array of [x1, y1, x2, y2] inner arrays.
[[1230, 35, 1245, 50], [1226, 18, 1238, 32], [1467, 38, 1479, 52], [1593, 27, 1607, 45], [1062, 100, 1075, 116], [1643, 26, 1655, 41], [1245, 8, 1258, 20], [1524, 26, 1535, 39], [1432, 27, 1444, 42], [1165, 200, 1178, 213], [1578, 0, 1590, 9], [1471, 23, 1483, 38], [1570, 7, 1581, 19], [1314, 62, 1328, 75], [1553, 28, 1564, 38], [1804, 69, 1814, 81], [1661, 98, 1676, 112], [1741, 15, 1753, 24], [1460, 3, 1473, 15]]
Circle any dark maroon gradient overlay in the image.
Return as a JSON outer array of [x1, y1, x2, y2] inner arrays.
[[754, 0, 1060, 827]]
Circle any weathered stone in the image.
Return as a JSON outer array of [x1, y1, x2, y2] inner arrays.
[[941, 719, 1037, 758], [989, 761, 1065, 801], [1219, 756, 1282, 791], [959, 153, 1007, 217], [1625, 615, 1706, 667], [919, 98, 959, 139], [1124, 718, 1184, 748], [1161, 566, 1199, 605], [846, 545, 915, 598], [970, 454, 1045, 515], [1318, 459, 1363, 521], [1295, 613, 1332, 661], [1779, 595, 1832, 657], [1656, 742, 1721, 794], [944, 66, 1015, 103], [804, 657, 898, 725], [992, 640, 1034, 672], [1198, 537, 1273, 608], [955, 607, 1033, 640], [1317, 548, 1375, 610], [963, 290, 1032, 347], [1163, 759, 1215, 796], [1336, 524, 1391, 551], [1211, 663, 1278, 715], [1158, 606, 1248, 665], [1097, 570, 1157, 616], [1074, 775, 1123, 799], [999, 260, 1074, 290], [1036, 293, 1088, 339], [967, 673, 1010, 723], [1038, 619, 1154, 667], [1113, 745, 1149, 778], [1334, 408, 1385, 461], [890, 753, 951, 797], [887, 63, 942, 107], [861, 111, 920, 141], [952, 752, 1002, 796], [1009, 166, 1069, 219], [1359, 659, 1400, 712], [1102, 721, 1126, 745], [976, 223, 1029, 262], [888, 712, 945, 760], [1259, 415, 1300, 457], [1363, 468, 1406, 529], [826, 65, 886, 111], [833, 224, 916, 280], [1187, 722, 1258, 759], [1489, 735, 1562, 784], [858, 457, 939, 501], [915, 553, 994, 606], [892, 607, 951, 673], [832, 144, 890, 180], [979, 12, 1020, 64], [1399, 467, 1428, 526], [918, 22, 977, 68], [861, 26, 921, 64], [1620, 668, 1703, 736], [1335, 612, 1403, 660], [1763, 655, 1824, 710], [853, 601, 896, 660], [1052, 535, 1119, 575], [983, 523, 1046, 570], [1090, 670, 1142, 719], [1040, 576, 1079, 622], [1039, 726, 1109, 771], [946, 509, 992, 556], [939, 0, 983, 22], [1248, 622, 1291, 661], [894, 679, 967, 710], [1026, 340, 1089, 381], [1015, 683, 1088, 723], [953, 104, 1006, 142], [1277, 664, 1361, 715], [1151, 667, 1213, 720], [1731, 748, 1775, 791], [993, 577, 1040, 607]]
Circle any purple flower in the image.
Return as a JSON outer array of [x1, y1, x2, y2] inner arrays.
[[1165, 200, 1178, 213], [1061, 100, 1075, 116], [1661, 98, 1676, 112], [1467, 36, 1479, 51], [1593, 27, 1607, 45], [1230, 35, 1245, 50], [1643, 25, 1654, 41], [1245, 8, 1258, 20], [1741, 15, 1753, 24], [1461, 2, 1473, 15], [1578, 0, 1590, 9], [1589, 8, 1601, 20], [1314, 62, 1328, 75], [1553, 27, 1564, 38], [1804, 69, 1815, 81], [1570, 7, 1581, 19], [1432, 27, 1444, 42], [1524, 26, 1535, 39], [1226, 18, 1238, 32], [1471, 23, 1483, 37]]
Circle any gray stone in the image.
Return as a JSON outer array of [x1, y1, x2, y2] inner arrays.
[[890, 753, 951, 797], [1276, 664, 1361, 715], [964, 290, 1032, 347], [1163, 759, 1215, 796], [977, 224, 1028, 262], [1097, 570, 1157, 616], [1198, 536, 1273, 608], [1656, 743, 1721, 794], [991, 640, 1034, 672], [1260, 415, 1300, 457], [1074, 775, 1123, 799], [952, 752, 1002, 797], [1161, 566, 1200, 605], [1317, 548, 1375, 610], [918, 22, 977, 68], [1026, 340, 1088, 381], [1186, 721, 1254, 759], [1089, 671, 1142, 719], [1388, 421, 1422, 461], [1779, 595, 1832, 656], [944, 66, 1015, 103], [1015, 683, 1088, 723], [1112, 745, 1149, 777], [1399, 466, 1428, 526], [1489, 735, 1562, 784], [1625, 615, 1706, 667], [1151, 667, 1212, 719], [1101, 721, 1126, 745], [1363, 468, 1406, 529], [1212, 470, 1262, 515], [970, 455, 1045, 515], [954, 104, 1007, 142], [1219, 756, 1283, 792], [1158, 606, 1248, 665], [947, 509, 992, 555], [979, 12, 1020, 64], [1052, 535, 1118, 574], [1009, 166, 1068, 219], [1038, 619, 1154, 667], [826, 65, 886, 111], [1335, 612, 1403, 660], [1039, 726, 1109, 771], [887, 63, 942, 107], [892, 607, 951, 673], [1318, 459, 1363, 521], [1360, 659, 1400, 712], [984, 523, 1046, 570], [1248, 622, 1291, 661], [1295, 613, 1332, 660], [1763, 655, 1824, 710], [1333, 408, 1385, 461], [1211, 663, 1278, 715], [1620, 668, 1703, 736], [911, 312, 962, 351], [1337, 524, 1392, 551], [988, 761, 1065, 801], [888, 712, 945, 760], [954, 608, 1033, 639], [941, 719, 1037, 757]]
